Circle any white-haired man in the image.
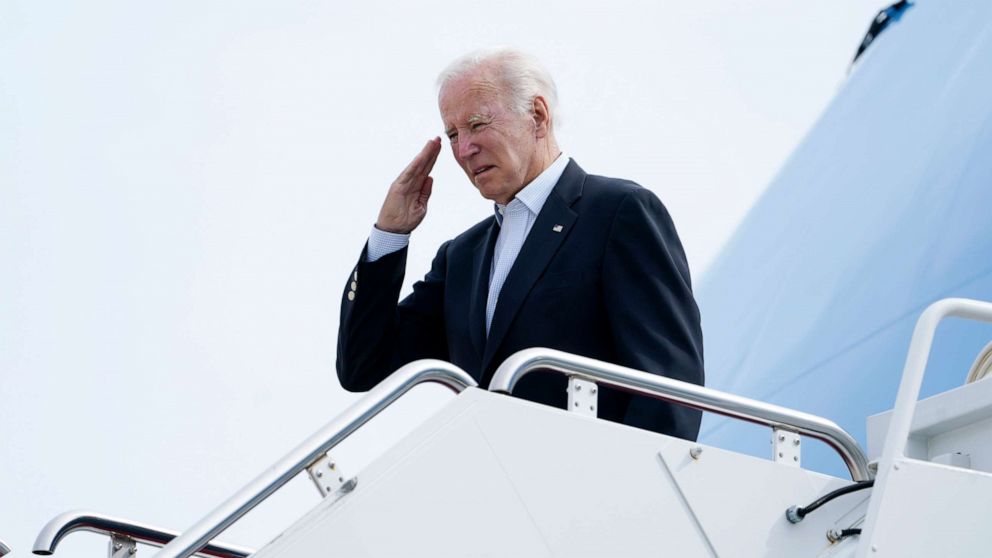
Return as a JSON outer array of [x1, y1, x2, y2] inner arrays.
[[337, 49, 704, 440]]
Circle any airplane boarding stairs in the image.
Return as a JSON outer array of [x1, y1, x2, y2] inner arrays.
[[33, 298, 992, 557]]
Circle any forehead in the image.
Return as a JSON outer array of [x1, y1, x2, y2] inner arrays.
[[439, 74, 509, 126]]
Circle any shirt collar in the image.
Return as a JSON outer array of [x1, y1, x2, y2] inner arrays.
[[494, 152, 569, 226]]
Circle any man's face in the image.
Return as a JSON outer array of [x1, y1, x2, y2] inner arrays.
[[439, 73, 539, 205]]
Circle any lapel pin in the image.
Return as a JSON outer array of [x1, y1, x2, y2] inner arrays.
[[552, 224, 564, 233]]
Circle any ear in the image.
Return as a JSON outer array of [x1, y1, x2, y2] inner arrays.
[[531, 95, 551, 139]]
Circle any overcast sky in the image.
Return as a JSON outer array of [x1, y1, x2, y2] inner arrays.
[[1, 1, 890, 555]]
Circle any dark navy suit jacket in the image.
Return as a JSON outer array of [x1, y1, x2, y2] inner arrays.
[[337, 160, 704, 440]]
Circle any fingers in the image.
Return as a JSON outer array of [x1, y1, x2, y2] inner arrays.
[[418, 176, 433, 207], [411, 137, 441, 178], [420, 140, 439, 202], [424, 137, 441, 173], [398, 137, 441, 184], [378, 139, 439, 234]]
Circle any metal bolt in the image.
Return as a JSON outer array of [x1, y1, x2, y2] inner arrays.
[[793, 456, 798, 462], [338, 476, 344, 482], [316, 470, 323, 478], [778, 434, 786, 442], [341, 477, 358, 493], [589, 405, 595, 411], [575, 384, 582, 391], [827, 528, 842, 543], [591, 388, 597, 394], [793, 438, 800, 446], [893, 463, 900, 471], [114, 542, 123, 550], [872, 545, 878, 552], [779, 452, 784, 458], [129, 547, 137, 555], [574, 402, 579, 407], [329, 462, 336, 470], [690, 446, 703, 459]]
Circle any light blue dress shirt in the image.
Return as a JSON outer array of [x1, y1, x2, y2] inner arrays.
[[366, 152, 570, 334]]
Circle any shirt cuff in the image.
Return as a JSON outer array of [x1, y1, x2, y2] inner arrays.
[[366, 225, 410, 262]]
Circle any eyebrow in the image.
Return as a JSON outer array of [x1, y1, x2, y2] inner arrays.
[[445, 113, 492, 136]]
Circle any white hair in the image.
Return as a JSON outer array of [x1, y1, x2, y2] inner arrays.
[[436, 47, 560, 129]]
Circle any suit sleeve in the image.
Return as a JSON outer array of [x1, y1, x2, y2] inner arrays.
[[336, 241, 450, 391], [602, 188, 705, 440]]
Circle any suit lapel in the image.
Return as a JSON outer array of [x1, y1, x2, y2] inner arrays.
[[468, 218, 499, 367], [480, 160, 586, 376]]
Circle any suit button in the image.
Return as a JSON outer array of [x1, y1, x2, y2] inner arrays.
[[347, 291, 355, 301], [353, 270, 358, 281], [351, 281, 357, 291]]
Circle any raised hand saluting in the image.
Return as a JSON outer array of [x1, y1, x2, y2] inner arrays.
[[375, 137, 442, 234]]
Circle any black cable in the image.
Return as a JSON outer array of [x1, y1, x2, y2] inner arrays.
[[828, 527, 864, 543], [785, 479, 875, 523]]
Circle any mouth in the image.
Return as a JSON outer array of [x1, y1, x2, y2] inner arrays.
[[472, 165, 495, 178]]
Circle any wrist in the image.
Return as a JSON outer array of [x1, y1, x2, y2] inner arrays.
[[368, 224, 410, 262], [375, 222, 412, 235]]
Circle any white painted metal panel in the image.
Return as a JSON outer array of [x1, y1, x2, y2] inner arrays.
[[252, 389, 713, 556], [658, 441, 865, 557], [255, 414, 554, 556], [867, 376, 992, 472], [859, 457, 992, 557], [816, 538, 859, 558], [468, 393, 711, 556], [251, 388, 864, 557]]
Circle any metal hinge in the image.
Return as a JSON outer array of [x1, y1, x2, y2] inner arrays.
[[773, 427, 801, 467], [109, 534, 137, 557], [567, 377, 598, 417], [306, 453, 355, 498]]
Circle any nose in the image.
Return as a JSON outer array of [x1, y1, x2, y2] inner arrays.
[[455, 136, 480, 162]]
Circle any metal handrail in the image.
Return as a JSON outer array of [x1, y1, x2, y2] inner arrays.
[[154, 360, 476, 558], [33, 510, 254, 557], [873, 298, 992, 469], [858, 298, 992, 557], [489, 348, 871, 481], [0, 538, 11, 557]]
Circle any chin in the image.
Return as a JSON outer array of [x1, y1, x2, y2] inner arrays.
[[474, 180, 507, 203]]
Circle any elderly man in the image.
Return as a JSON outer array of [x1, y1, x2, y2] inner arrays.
[[337, 49, 704, 440]]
